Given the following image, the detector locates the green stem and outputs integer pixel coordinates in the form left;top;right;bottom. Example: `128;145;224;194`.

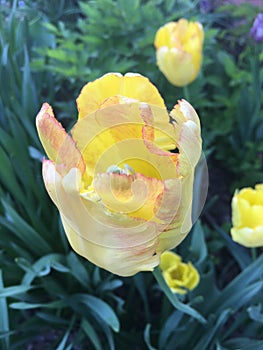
251;247;257;261
183;85;190;101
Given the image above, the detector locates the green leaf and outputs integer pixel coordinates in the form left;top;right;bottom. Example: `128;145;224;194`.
153;268;206;324
81;318;103;350
247;304;263;323
207;254;263;313
193;310;231;350
0;200;52;256
10;300;64;310
0;271;9;350
0;146;25;204
205;214;251;270
144;324;157;350
133;273;150;320
36;312;68;325
21;254;68;285
190;221;207;265
77;294;119;332
66;252;90;287
158;310;183;349
0;285;34;298
224;337;263;350
67;294;120;332
56;315;76;350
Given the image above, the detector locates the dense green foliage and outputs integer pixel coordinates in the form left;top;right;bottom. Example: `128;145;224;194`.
0;0;262;349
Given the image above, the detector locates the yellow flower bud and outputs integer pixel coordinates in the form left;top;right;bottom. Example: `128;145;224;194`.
160;251;200;294
231;184;263;247
154;19;204;87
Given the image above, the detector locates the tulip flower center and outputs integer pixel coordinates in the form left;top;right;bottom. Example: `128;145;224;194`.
169;265;185;281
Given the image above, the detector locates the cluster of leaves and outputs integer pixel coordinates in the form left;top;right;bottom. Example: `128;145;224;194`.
0;0;262;349
200;3;263;188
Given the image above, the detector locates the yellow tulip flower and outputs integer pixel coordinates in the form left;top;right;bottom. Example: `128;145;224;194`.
154;19;204;87
231;184;263;247
36;72;202;276
160;251;200;294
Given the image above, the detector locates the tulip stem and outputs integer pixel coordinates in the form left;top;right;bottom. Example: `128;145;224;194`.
251;247;257;261
183;85;190;101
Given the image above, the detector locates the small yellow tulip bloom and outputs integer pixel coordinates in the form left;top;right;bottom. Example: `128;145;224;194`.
154;19;204;87
160;251;200;294
36;73;202;276
231;184;263;247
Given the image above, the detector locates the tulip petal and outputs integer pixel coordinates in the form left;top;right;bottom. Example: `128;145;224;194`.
160;250;200;294
170;100;202;169
156;47;197;87
76;73;166;119
61;215;159;276
72;103;179;180
231;227;263;248
231;184;263;247
160;251;181;270
156;174;194;252
91;172;164;221
36;103;85;175
42;162;161;276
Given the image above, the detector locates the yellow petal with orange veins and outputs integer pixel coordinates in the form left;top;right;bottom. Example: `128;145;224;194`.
61;215;160;276
43;163;161;276
76;73;165;119
91;172;164;221
72;102;177;179
170;100;201;169
36;103;85;175
157;173;195;252
72;103;143;178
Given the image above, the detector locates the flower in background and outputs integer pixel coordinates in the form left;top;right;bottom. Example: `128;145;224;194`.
36;73;202;276
160;251;199;294
231;184;263;247
200;0;213;14
154;19;204;87
250;13;263;42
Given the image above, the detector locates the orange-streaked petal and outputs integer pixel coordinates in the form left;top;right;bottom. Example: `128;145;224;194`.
42;163;162;276
61;215;160;276
36;103;85;175
72;102;179;180
76;73;166;119
170;100;202;170
156;173;195;252
91;172;164;221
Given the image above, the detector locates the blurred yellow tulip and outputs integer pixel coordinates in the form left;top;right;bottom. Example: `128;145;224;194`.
231;184;263;247
154;19;204;87
36;72;202;276
160;251;200;294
